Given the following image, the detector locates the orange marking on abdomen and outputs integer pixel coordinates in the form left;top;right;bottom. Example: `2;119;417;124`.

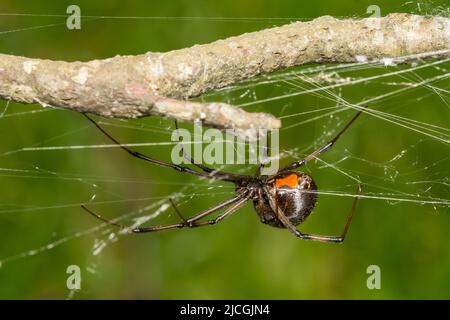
276;174;299;188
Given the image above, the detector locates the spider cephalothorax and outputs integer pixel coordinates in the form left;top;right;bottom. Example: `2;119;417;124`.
82;109;363;243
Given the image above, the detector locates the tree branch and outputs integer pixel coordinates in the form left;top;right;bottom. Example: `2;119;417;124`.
0;13;449;136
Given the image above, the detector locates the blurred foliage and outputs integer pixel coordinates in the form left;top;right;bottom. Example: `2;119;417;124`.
0;0;449;299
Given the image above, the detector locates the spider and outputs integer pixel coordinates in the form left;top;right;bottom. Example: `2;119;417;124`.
81;110;363;243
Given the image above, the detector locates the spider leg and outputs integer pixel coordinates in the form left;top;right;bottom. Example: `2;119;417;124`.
174;121;249;182
81;204;125;229
177;193;246;226
187;196;250;227
280;109;363;172
274;184;362;243
83;113;245;183
174;120;215;174
168;197;188;224
134;194;250;232
81;193;248;233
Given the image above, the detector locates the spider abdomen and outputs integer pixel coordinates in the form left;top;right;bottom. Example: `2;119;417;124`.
253;171;318;228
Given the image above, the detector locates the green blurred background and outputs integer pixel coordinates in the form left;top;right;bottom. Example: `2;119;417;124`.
0;0;449;299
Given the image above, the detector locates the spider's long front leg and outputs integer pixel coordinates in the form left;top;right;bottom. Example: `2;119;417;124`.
280;109;363;172
274;184;362;243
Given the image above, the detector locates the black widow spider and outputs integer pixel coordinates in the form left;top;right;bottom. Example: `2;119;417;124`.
82;110;363;243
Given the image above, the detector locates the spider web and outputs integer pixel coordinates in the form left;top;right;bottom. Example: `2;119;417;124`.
0;2;449;298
